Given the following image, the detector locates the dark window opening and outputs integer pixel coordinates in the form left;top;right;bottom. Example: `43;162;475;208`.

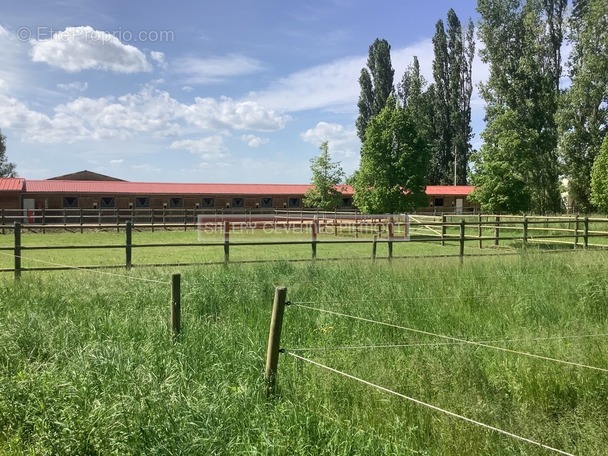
342;198;352;207
288;198;300;208
100;197;115;209
136;197;150;208
63;197;79;208
202;197;215;208
261;197;273;208
434;197;444;207
170;198;183;208
231;197;244;208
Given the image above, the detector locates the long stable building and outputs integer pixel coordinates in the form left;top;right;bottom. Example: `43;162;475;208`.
0;171;477;214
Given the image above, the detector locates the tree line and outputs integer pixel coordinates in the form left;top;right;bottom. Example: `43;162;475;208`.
325;0;607;215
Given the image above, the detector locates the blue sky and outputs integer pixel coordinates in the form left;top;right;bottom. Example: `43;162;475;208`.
0;0;484;183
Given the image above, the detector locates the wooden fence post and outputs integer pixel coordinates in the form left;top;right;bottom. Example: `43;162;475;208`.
523;216;528;249
584;217;589;249
478;213;483;249
14;222;21;280
441;214;447;246
224;221;230;265
42;208;46;234
388;217;394;260
171;273;181;340
1;209;4;235
372;235;377;261
125;221;132;270
459;219;465;265
265;286;287;398
311;218;318;259
494;216;500;247
151;208;155;232
574;214;579;249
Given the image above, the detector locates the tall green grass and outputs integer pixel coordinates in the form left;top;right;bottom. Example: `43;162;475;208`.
1;251;607;454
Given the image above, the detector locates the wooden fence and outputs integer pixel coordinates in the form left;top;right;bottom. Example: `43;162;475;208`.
2;215;608;278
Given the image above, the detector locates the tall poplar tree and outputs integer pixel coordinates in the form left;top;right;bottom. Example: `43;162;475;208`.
429;10;475;185
356;39;395;142
558;0;608;212
473;0;566;214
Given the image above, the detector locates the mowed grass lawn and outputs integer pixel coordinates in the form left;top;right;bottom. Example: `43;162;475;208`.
1;248;608;454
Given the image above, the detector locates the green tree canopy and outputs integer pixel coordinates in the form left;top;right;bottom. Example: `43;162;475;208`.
353;98;428;214
303;141;345;211
591;135;608;213
0;130;17;178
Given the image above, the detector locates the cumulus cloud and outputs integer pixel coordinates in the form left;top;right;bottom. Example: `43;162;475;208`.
150;51;167;69
301;121;359;158
241;134;270;148
173;54;263;84
185;97;290;131
30;26;152;73
170;136;229;160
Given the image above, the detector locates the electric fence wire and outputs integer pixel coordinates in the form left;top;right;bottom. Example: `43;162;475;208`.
291;303;608;373
286;332;608;352
285;351;575;456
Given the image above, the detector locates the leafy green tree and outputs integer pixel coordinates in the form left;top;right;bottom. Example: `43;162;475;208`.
558;0;608;212
0;129;17;178
303;141;345;211
473;0;565;214
591;135;608;213
429;10;475;185
356;38;395;142
353;98;428;213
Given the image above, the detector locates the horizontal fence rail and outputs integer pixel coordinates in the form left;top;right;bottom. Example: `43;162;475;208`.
2;214;608;277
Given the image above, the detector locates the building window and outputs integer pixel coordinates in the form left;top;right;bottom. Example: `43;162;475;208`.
135;197;150;208
100;197;115;209
342;197;352;207
202;197;214;208
63;197;79;208
231;197;244;208
170;198;183;208
288;197;301;208
434;197;444;207
261;197;273;208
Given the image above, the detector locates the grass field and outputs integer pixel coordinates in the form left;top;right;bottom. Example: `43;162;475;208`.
1;242;608;454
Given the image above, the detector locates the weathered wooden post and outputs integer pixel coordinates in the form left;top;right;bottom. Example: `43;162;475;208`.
80;208;84;233
523;216;528;249
1;209;5;235
42;208;46;234
478;213;483;249
265;286;287;398
388;217;394;260
584;217;589;249
494;216;500;247
574;214;579;249
224;221;230;265
441;214;447;246
311;217;318;259
125;221;132;270
151;208;155;232
372;235;377;261
459;219;465;265
171;273;181;340
14;222;21;280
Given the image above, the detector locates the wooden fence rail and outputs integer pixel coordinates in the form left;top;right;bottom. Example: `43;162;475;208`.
2;216;608;277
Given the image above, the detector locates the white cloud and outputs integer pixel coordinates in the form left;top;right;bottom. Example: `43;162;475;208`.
241;134;270;148
30;26;152;73
185;97;290;131
57;81;89;92
173;54;263;84
150;51;167;69
110;159;124;165
131;163;163;173
170;136;229;160
301;121;359;158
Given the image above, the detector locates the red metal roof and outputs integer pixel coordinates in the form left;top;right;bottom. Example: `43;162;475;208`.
0;178;25;191
425;185;475;196
25;180;356;196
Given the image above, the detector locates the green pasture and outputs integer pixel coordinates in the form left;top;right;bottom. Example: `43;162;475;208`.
1;250;608;454
0;218;593;273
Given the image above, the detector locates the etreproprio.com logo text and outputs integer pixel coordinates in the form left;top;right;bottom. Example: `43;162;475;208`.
16;26;175;43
